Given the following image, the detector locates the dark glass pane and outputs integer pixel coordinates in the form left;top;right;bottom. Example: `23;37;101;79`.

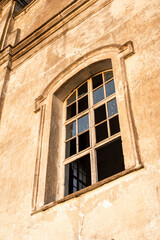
73;164;77;177
92;74;103;89
109;115;120;136
78;95;88;113
67;102;76;120
73;187;77;193
65;154;91;195
97;138;125;181
107;98;118;117
96;122;108;143
105;80;115;97
78;114;89;134
67;92;76;105
78;82;88;98
66;121;76;140
104;71;113;82
94;104;106;124
65;138;76;158
93;86;104;104
79;131;90;151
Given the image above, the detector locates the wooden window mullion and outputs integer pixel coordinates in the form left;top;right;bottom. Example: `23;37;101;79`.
89;77;98;184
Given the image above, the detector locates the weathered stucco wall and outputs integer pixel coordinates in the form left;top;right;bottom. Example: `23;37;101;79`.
0;0;160;239
13;0;75;41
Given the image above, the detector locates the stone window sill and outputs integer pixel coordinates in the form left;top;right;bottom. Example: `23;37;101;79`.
31;164;143;215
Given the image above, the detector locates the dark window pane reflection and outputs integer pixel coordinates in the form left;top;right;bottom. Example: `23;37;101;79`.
109;115;120;136
92;74;103;89
78;95;88;113
94;104;106;124
65;154;91;195
79;131;90;151
97;138;124;181
66;121;76;140
93;86;104;104
65;138;76;158
105;80;115;97
67;103;76;120
78;82;88;98
107;98;118;117
67;92;76;105
96;122;108;143
104;71;113;82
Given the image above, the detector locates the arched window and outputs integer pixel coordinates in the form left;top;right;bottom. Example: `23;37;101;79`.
64;64;124;196
33;46;142;212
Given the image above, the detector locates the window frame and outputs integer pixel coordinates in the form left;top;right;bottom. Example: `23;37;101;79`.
64;68;124;195
32;43;143;214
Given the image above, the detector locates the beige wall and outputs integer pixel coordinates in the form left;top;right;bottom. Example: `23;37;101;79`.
0;0;160;239
13;0;75;41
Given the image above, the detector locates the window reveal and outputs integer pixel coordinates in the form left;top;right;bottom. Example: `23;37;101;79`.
64;69;125;196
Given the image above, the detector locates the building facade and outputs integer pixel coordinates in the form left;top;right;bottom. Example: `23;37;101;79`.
0;0;160;239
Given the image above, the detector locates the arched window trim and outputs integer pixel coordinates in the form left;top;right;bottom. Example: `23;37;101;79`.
32;42;143;214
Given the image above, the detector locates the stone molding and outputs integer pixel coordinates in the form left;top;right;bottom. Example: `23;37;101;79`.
0;45;12;66
12;0;106;58
34;41;134;112
0;0;15;50
0;0;112;65
32;104;46;211
0;0;13;9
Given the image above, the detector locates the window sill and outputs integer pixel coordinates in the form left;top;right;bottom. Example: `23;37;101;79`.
31;164;143;215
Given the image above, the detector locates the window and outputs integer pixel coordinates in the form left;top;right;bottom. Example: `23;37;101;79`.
33;43;141;212
64;68;125;196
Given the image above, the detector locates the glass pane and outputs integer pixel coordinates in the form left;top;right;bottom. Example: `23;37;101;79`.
65;138;76;158
72;161;77;177
105;80;115;97
79;131;90;151
73;167;77;177
66;121;76;140
78;114;89;134
65;154;91;195
104;70;113;82
92;74;103;89
109;115;120;136
97;138;124;181
78;95;88;113
83;174;86;182
79;172;83;181
93;86;104;104
78;82;88;98
107;98;118;117
73;187;77;193
73;178;77;187
94;104;106;124
67;92;76;105
96;122;108;143
67;102;76;120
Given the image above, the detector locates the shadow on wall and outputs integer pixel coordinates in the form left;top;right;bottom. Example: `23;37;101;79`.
0;67;10;127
